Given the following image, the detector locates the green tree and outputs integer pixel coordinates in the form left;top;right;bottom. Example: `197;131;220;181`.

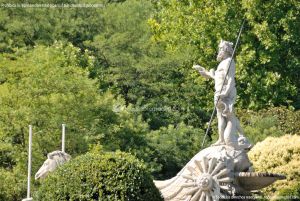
85;0;213;130
237;107;300;144
0;43;148;200
0;0;109;52
0;42;199;200
150;0;299;109
147;123;209;179
0;0;216;132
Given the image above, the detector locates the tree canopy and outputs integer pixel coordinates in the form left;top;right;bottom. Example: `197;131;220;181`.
0;0;299;200
149;0;300;109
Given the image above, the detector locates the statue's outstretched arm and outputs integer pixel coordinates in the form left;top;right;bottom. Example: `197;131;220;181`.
193;65;215;79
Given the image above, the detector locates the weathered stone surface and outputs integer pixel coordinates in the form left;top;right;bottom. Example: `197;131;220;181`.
154;40;285;201
35;150;71;180
154;145;285;201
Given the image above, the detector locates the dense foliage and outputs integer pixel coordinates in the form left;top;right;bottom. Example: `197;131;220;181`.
238;107;300;144
150;0;300;109
34;151;163;201
248;135;300;198
0;0;299;200
147;123;209;179
85;0;212;130
0;0;107;52
0;42;202;200
277;183;300;201
0;43;103;200
0;42;158;200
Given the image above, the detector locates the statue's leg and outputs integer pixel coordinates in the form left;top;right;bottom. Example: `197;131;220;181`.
213;109;226;145
212;95;226;145
224;114;238;147
224;116;233;143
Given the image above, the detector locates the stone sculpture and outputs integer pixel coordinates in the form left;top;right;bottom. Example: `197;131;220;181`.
154;144;285;200
193;40;249;149
35;150;71;180
22;198;33;201
154;40;285;200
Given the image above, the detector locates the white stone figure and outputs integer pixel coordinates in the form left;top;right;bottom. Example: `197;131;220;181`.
193;40;250;149
153;40;285;201
154;145;285;201
35;150;71;180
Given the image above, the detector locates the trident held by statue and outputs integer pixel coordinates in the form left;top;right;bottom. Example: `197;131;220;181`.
198;19;246;149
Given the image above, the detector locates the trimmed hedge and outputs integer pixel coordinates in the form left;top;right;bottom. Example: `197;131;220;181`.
34;151;163;201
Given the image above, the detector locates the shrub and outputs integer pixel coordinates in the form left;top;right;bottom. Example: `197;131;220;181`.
0;168;26;201
256;107;300;135
248;135;300;199
277;183;300;201
34;151;163;201
241;114;280;144
237;107;300;144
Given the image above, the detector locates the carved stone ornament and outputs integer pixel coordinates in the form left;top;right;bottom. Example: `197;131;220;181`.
35;150;71;180
154;40;286;200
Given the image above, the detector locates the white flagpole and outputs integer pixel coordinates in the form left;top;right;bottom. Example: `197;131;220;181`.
22;125;33;201
62;124;65;153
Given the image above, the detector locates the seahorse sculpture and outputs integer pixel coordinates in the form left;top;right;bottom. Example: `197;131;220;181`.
35;150;71;180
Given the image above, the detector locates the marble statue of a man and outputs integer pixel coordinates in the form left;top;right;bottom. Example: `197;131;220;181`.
193;40;250;149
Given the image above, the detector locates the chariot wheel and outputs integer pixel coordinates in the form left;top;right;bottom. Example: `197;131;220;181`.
180;156;233;201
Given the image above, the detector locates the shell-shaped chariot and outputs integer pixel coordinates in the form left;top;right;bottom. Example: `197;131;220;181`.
154;145;285;201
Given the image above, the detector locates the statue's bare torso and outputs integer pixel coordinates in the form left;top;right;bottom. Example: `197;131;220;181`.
215;57;235;94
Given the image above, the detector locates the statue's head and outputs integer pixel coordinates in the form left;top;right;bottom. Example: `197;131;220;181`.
217;40;233;62
35;150;71;180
